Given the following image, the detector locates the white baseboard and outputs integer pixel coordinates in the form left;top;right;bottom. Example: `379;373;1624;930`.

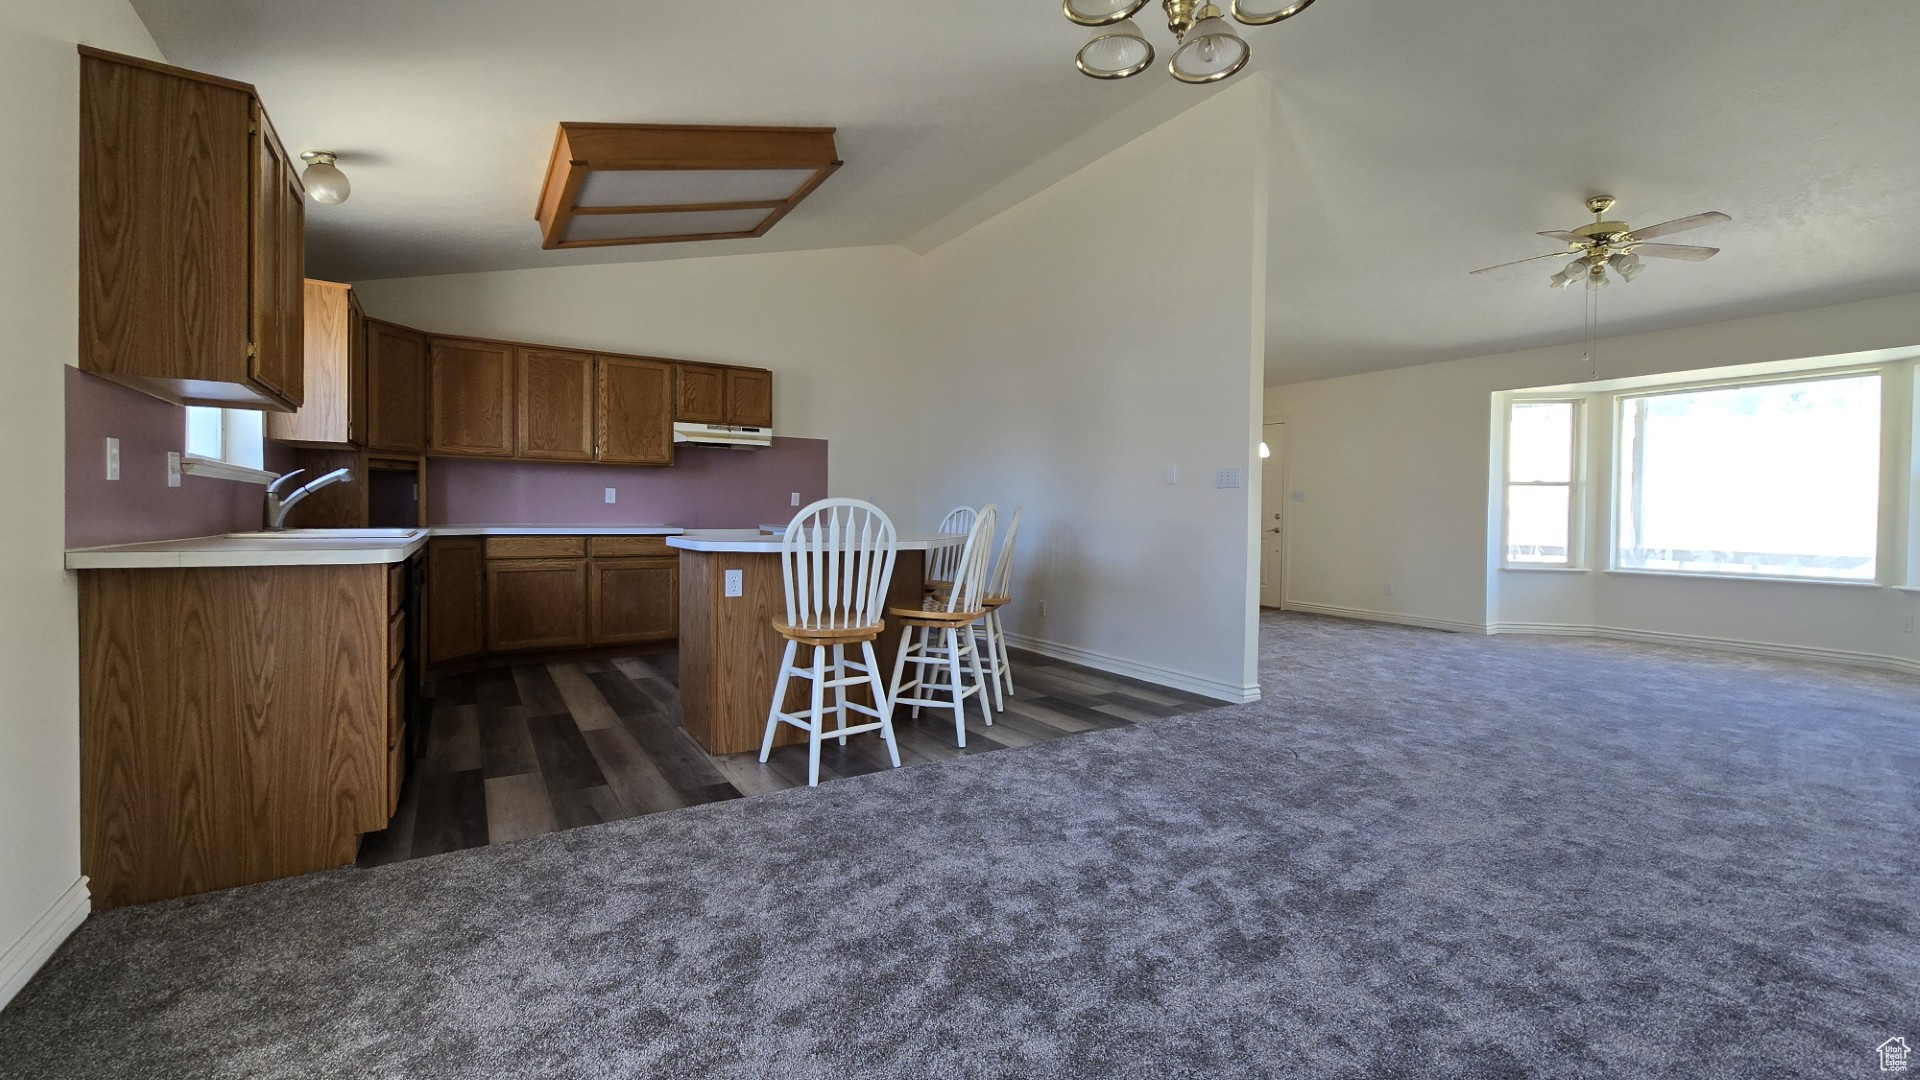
1280;601;1489;636
0;877;89;1012
1002;632;1259;703
1490;621;1920;677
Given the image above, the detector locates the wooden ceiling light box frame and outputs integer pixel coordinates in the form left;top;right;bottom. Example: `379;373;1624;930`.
534;123;842;250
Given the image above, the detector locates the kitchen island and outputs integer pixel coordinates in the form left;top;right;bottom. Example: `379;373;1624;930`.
667;529;966;756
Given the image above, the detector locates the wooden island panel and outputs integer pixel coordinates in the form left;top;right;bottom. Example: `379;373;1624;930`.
677;548;925;756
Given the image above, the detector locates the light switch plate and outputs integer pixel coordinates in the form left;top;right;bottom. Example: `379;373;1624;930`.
1215;467;1243;489
166;451;182;488
604;487;617;504
1164;465;1178;485
104;437;120;480
1291;490;1307;502
724;569;744;598
790;492;801;507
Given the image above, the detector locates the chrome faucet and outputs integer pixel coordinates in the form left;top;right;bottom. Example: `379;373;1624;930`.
264;468;354;530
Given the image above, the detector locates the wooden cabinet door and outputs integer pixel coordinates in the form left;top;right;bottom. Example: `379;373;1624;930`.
248;103;304;407
515;347;595;461
487;558;590;652
365;320;428;453
597;356;673;465
725;368;773;428
268;281;360;445
430;337;516;456
347;290;367;445
590;557;679;645
675;363;726;423
427;539;485;664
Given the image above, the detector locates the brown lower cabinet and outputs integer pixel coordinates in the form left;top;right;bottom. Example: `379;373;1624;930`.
77;561;408;909
425;534;679;665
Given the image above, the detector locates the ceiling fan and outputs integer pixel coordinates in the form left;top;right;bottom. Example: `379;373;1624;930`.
1471;196;1731;290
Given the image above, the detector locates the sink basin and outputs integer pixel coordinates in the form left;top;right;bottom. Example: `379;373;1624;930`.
224;528;423;541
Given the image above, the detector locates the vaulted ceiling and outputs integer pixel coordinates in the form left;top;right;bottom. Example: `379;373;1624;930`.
130;0;1920;384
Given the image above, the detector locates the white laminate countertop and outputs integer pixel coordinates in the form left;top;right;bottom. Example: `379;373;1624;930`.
65;524;684;570
668;529;966;554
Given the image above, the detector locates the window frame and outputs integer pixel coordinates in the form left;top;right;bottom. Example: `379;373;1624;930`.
1606;367;1885;584
1501;396;1585;570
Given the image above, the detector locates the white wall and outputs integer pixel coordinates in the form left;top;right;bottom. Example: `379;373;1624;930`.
915;81;1271;701
354;245;926;523
1265;290;1920;672
0;0;162;1008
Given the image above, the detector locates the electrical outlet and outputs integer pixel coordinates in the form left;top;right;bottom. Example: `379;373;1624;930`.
1291;490;1307;502
790;492;801;506
1215;467;1243;489
104;437;120;480
1164;465;1178;485
166;451;182;488
1384;581;1394;596
1038;600;1048;618
1903;615;1916;635
724;569;744;598
604;487;617;504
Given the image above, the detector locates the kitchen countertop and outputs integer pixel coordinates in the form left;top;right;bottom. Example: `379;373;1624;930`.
668;529;965;554
65;524;683;570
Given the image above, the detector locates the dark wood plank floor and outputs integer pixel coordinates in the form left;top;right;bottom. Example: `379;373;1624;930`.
358;648;1220;866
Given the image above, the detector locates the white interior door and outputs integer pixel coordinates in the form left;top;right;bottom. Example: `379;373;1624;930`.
1259;422;1286;608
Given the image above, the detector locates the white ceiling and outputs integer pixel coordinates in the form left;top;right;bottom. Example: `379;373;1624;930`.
129;0;1920;385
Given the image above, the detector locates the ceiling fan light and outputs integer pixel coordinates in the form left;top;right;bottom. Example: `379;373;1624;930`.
1230;0;1315;25
1076;19;1154;78
1064;0;1150;26
1169;14;1250;83
1586;268;1609;290
1549;270;1573;290
299;151;349;206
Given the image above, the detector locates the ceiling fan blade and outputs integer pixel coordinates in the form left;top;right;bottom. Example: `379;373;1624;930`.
1627;211;1731;242
1635;242;1720;261
1536;230;1587;244
1469;250;1580;275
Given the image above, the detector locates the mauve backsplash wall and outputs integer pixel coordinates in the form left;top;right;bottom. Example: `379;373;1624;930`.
65;367;293;548
428;438;828;528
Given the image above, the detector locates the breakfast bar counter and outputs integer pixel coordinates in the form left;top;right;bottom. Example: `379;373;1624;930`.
667;530;964;755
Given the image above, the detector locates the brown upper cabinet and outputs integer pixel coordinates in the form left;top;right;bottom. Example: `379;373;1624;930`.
676;362;772;427
726;368;774;428
429;337;516;457
78;47;304;412
515;348;595;461
365;321;429;453
268;281;364;447
597;357;674;466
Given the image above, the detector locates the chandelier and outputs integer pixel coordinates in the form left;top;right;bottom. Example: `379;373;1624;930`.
1066;0;1315;84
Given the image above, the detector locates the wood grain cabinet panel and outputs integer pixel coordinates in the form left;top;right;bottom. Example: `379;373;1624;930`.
427;539;486;664
516;348;595;461
269;281;364;446
78;565;389;910
486;558;590;652
725;368;773;428
366;320;429;453
597;356;674;465
675;363;726;423
78;48;301;411
590;557;679;645
429;337;516;456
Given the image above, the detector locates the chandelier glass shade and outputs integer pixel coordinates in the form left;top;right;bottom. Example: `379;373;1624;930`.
1067;0;1313;83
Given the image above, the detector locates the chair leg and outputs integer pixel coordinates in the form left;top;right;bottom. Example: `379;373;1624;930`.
807;645;827;787
945;627;968;748
865;640;900;768
980;620;1004;713
910;627;927;719
965;626;993;729
995;610;1014;696
833;642;849;746
888;625;914;725
760;639;797;763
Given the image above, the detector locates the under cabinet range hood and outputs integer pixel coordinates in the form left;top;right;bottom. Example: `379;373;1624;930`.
673;422;773;450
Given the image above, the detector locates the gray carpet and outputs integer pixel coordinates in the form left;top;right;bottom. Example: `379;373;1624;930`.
4;614;1917;1079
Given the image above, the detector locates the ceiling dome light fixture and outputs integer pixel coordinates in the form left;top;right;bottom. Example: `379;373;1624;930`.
299;151;350;206
1068;0;1314;84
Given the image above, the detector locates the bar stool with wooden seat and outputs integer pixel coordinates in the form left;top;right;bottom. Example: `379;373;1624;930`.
888;504;997;748
923;505;975;596
973;506;1022;711
759;499;901;788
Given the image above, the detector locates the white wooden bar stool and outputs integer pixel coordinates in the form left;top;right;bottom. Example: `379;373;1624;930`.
759;499;901;788
973;506;1022;710
888;505;997;748
924;505;975;596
